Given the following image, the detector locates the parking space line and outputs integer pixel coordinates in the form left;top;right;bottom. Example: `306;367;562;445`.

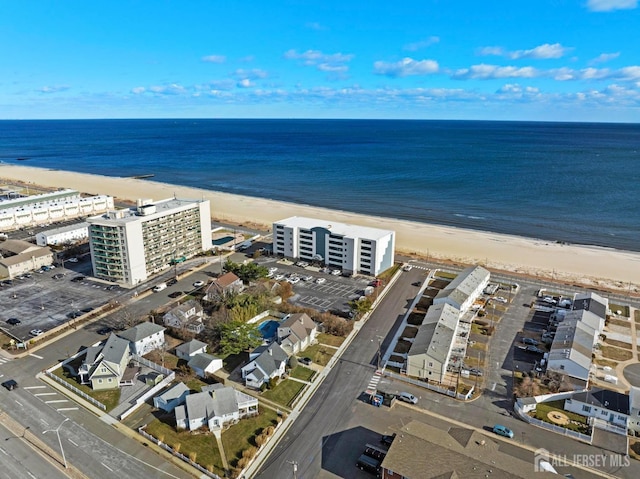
34;392;57;396
45;400;68;404
23;385;46;389
29;353;43;359
57;407;78;411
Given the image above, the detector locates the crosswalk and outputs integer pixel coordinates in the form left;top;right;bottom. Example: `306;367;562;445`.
365;370;383;396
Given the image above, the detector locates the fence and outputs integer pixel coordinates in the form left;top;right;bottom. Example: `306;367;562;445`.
514;400;592;443
44;370;107;411
138;426;221;479
384;370;473;400
133;354;173;376
119;371;175;420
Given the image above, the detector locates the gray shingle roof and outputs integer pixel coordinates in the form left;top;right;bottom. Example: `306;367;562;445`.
175;339;208;356
118;322;165;343
158;382;190;402
254;342;288;376
188;353;221;371
101;333;130;364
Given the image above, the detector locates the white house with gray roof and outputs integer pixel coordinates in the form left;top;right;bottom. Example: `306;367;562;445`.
277;313;318;355
187;353;223;378
163;299;204;334
406;303;461;383
175;339;208;360
175;384;258;432
117;322;166;356
272;216;395;276
154;382;190;413
433;265;490;313
564;387;630;431
629;387;640;434
241;342;289;389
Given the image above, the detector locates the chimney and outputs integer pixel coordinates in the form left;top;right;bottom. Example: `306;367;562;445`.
268;347;273;356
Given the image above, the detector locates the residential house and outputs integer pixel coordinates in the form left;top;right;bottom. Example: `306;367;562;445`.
564;387;630;431
277;313;318;355
379;420;557;479
187;353;223;378
163;300;205;334
117;322;166;356
433;265;490;313
175;339;208;361
78;334;133;391
175;384;258;431
154;382;190;413
406;303;461;383
241;342;289;389
205;272;243;301
547;315;599;385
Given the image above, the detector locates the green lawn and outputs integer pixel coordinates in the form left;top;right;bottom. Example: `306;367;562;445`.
316;333;345;347
534;400;589;433
609;303;630;318
144;419;225;476
222;407;278;468
261;379;306;407
302;344;335;366
434;271;457;280
289;365;315;381
51;361;121;411
185;377;211;392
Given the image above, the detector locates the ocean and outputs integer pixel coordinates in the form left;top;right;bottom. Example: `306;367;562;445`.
1;119;639;252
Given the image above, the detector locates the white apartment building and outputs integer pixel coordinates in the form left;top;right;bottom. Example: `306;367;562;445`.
35;222;89;246
0;189;113;231
272;216;395;276
87;198;212;286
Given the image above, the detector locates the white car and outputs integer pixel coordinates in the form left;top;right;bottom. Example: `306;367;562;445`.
397;392;418;404
303;275;314;282
275;274;286;281
29;329;44;337
287;277;300;284
331;269;341;276
315;277;326;284
193;280;205;288
67;257;79;263
402;264;413;271
268;267;278;273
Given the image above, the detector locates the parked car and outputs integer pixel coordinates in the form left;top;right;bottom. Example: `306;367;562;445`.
167;278;178;286
381;433;396;446
97;327;113;335
542;296;557;304
67;257;78;263
53;273;65;280
397;392;418;404
492;424;514;439
526;345;545;354
81;307;94;313
71;275;86;282
468;368;484;376
402;264;413;271
521;337;539;346
315;277;326;284
298;357;312;366
1;379;18;391
6;318;21;325
356;454;381;475
192;280;205;288
29;329;44;337
168;291;183;298
331;269;342;276
153;283;167;292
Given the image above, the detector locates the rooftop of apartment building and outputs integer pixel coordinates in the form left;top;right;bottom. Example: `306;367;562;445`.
274;216;394;240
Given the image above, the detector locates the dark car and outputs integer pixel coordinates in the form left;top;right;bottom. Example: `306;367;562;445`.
168;291;183;298
67;311;82;319
71;275;86;282
52;273;65;280
6;318;21;325
81;307;94;313
2;379;18;391
167;278;178;286
97;327;113;335
521;337;539;346
381;433;396;446
298;357;312;366
526;345;545;354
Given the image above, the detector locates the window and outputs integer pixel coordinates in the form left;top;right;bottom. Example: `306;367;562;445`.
98;379;103;384
582;405;591;413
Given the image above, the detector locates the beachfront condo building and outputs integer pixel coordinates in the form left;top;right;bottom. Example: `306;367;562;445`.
87;198;212;286
0;188;114;231
272;216;395;276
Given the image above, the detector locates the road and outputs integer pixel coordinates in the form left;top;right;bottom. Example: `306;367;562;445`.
255;266;640;479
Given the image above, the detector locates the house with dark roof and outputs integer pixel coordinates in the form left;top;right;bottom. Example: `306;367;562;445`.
629;387;640;435
564;387;630;430
380;420;557;478
117;322;166;356
175;339;208;361
163;299;205;334
174;384;258;431
204;272;244;301
276;313;318;355
241;342;289;389
78;333;134;390
187;353;223;378
153;382;190;412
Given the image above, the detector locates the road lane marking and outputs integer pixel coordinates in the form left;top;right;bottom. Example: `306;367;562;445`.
56;407;78;411
29;354;43;359
102;463;113;472
23;386;46;389
14;400;22;407
40;418;49;426
68;438;79;447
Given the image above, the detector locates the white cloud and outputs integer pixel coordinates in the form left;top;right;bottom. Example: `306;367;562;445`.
237;79;253;88
131;87;146;94
451;64;538;80
232;68;268;80
589;52;620;65
284;49;354;72
305;22;327;31
617;66;640;81
477;43;569;59
373;58;439;77
148;84;186;95
202;55;226;63
38;85;70;93
404;36;440;51
586;0;637;11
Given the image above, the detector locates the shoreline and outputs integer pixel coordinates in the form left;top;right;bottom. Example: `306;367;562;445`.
2;164;639;295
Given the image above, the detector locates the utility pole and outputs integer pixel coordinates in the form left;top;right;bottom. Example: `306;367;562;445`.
43;418;69;468
287;460;298;479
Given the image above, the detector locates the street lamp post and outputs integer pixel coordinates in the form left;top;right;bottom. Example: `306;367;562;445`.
43;418;69;468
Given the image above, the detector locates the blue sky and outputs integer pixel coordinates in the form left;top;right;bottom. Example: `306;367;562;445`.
1;0;639;121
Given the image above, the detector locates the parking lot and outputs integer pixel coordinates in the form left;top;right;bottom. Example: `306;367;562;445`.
255;257;374;315
0;256;124;340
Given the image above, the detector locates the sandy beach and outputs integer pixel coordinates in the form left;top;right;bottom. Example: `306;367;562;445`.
2;164;639;295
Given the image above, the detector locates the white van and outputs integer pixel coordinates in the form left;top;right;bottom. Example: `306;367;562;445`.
153;283;167;292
